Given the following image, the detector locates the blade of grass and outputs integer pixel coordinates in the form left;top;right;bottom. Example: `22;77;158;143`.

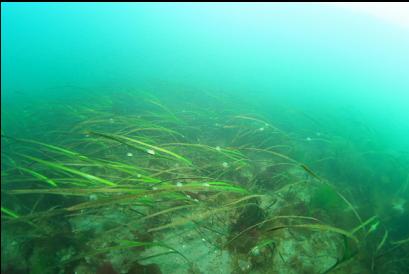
2;135;88;160
267;223;359;244
1;206;19;218
16;167;57;187
88;131;192;165
16;153;117;186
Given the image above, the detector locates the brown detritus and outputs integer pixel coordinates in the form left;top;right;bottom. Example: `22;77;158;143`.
227;199;265;253
96;262;119;274
127;262;162;274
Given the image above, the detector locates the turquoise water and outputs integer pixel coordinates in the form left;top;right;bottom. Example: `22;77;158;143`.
1;3;408;274
3;3;409;148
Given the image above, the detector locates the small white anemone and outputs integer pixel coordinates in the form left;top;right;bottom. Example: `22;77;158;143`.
126;152;133;157
392;198;406;214
250;247;260;256
306;137;312;142
152;186;158;190
259;127;265;131
222;162;229;168
202;183;210;187
176;182;183;187
215;146;221;151
146;149;156;155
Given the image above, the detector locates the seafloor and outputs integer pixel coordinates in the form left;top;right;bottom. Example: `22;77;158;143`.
1;87;408;273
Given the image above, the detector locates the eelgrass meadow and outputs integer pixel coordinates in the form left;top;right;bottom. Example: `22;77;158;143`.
1;3;409;274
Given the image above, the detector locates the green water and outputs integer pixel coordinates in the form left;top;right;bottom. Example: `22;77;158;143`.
1;3;408;274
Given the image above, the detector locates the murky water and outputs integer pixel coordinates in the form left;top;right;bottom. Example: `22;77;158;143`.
2;3;408;274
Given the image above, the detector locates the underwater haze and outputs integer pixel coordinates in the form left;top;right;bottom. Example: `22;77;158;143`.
2;3;409;147
1;3;409;274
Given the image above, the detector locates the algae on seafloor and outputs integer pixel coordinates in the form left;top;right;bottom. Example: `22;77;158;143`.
1;89;408;274
309;184;347;213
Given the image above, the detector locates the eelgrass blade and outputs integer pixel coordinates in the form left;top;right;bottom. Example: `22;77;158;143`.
141;204;196;221
391;237;409;245
351;215;377;234
65;182;247;211
267;223;359;244
225;215;322;247
1;206;19;218
16;153;117;186
7;187;142;196
2;135;87;160
118;240;191;264
16;167;57;187
88;131;192;165
376;230;389;254
62;240;189;265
